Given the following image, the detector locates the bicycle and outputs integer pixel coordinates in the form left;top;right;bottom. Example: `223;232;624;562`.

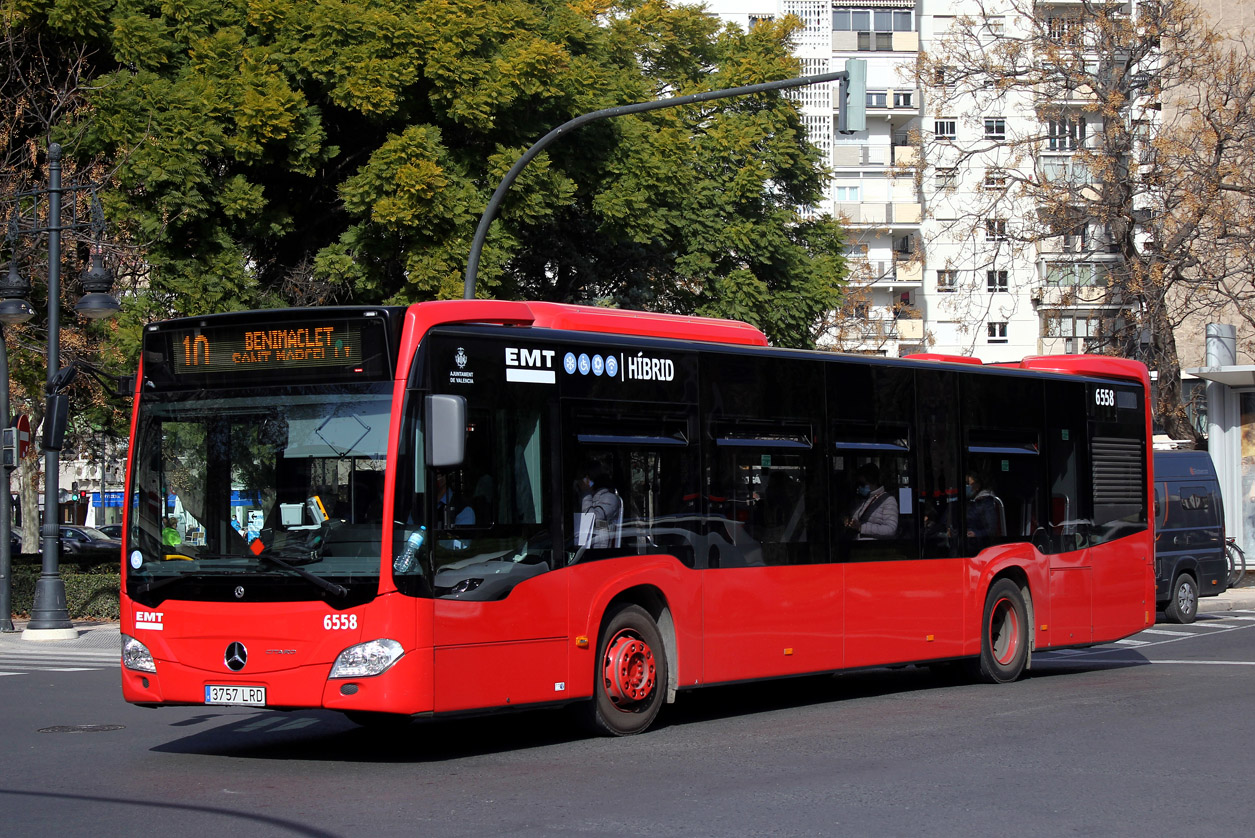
1227;537;1246;588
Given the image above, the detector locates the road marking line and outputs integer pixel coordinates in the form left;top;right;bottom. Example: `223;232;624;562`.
40;667;98;672
1140;629;1196;636
1147;660;1255;666
1116;638;1150;646
0;671;21;677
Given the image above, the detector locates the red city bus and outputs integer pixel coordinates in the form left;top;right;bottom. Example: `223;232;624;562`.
120;301;1154;734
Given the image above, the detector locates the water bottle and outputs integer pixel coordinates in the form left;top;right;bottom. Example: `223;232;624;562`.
393;526;426;573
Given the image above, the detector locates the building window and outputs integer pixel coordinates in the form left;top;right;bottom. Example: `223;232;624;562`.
1047;15;1083;44
748;14;774;29
986;219;1008;241
984;118;1006;140
1047;118;1086;151
1040;156;1092;184
833;8;913;51
833;9;913;32
936;167;958;188
1045;263;1107;286
937;270;958;293
986;16;1005;36
935;119;957;140
934;67;956;89
1041;310;1122;353
986;270;1009;292
983;169;1007;190
987;322;1009;343
893;91;913;108
866;91;887;108
835;185;861;202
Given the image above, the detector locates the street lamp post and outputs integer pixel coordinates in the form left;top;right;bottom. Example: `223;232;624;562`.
1;142;119;639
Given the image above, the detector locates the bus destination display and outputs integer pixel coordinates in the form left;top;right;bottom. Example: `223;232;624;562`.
172;322;363;375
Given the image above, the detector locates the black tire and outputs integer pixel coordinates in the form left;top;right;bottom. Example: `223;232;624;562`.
973;578;1030;684
586;604;667;736
1165;573;1198;624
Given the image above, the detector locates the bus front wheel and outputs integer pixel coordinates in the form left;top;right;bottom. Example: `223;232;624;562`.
973;578;1029;684
587;604;667;736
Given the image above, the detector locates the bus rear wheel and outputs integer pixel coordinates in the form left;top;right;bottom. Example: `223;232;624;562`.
587;604;667;736
973;578;1029;684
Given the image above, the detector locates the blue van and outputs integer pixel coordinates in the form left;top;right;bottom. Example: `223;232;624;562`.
1153;450;1227;623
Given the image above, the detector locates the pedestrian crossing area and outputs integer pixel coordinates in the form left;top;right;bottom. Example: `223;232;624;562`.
1108;611;1255;648
1036;610;1255;664
0;640;119;678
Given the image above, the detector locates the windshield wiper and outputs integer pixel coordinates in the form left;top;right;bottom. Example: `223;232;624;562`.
255;551;349;598
133;575;186;597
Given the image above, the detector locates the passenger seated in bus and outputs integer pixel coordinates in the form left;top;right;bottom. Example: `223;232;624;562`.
965;471;1004;549
843;464;899;540
574;461;622;549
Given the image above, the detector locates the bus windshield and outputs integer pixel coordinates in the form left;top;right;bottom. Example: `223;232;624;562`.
127;383;391;603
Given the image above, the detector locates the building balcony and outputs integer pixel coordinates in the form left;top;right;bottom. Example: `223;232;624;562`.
846;260;924;287
831;31;919;53
835;87;920;120
841;315;924;345
835;202;922;225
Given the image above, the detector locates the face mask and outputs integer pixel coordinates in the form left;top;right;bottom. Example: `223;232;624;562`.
856;484;871;498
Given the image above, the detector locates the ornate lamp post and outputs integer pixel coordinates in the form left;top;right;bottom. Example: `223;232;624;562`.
2;143;119;639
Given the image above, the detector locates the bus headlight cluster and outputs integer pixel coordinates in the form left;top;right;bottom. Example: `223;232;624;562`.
329;639;404;679
121;634;157;673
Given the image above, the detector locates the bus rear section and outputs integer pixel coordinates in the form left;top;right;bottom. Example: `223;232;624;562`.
121;301;1154;735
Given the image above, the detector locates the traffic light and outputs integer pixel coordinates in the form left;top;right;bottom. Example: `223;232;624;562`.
838;58;867;135
78;490;89;503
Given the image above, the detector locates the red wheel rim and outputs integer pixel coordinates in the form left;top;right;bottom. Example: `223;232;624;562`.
990;596;1020;666
602;629;657;710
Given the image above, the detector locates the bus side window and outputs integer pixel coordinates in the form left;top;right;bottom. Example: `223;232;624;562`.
564;409;699;567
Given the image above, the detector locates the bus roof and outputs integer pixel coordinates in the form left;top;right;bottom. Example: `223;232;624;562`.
407;300;769;347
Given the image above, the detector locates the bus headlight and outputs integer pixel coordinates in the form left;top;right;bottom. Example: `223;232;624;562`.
121;634;157;673
329;639;404;679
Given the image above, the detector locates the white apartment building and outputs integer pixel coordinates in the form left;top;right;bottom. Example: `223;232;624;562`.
701;0;1134;362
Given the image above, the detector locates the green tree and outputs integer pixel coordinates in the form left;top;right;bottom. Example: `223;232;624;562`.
9;0;847;348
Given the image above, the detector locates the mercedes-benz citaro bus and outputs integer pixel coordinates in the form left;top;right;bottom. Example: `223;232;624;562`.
120;301;1154;735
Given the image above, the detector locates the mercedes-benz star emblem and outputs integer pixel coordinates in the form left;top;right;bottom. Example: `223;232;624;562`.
224;642;248;672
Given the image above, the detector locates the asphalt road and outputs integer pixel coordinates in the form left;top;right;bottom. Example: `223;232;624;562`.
3;613;1255;837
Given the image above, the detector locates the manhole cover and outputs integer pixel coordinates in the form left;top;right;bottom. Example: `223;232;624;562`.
38;724;126;733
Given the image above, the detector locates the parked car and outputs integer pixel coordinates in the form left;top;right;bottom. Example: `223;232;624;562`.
97;524;123;540
1154;450;1227;623
56;524;122;562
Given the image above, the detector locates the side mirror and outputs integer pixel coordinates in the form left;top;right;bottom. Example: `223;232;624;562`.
425;394;466;468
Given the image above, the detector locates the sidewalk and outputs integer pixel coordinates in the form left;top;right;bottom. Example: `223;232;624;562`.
1200;583;1255;613
0;619;121;651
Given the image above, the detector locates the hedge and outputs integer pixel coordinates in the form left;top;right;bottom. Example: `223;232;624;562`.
7;565;121;621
